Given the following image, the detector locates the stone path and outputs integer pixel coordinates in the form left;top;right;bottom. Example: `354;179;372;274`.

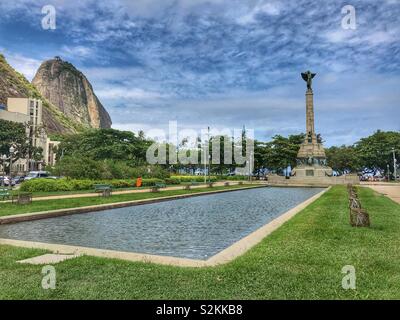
17;253;80;265
367;185;400;204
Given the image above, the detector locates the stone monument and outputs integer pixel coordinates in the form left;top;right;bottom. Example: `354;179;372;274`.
267;71;359;186
292;71;333;178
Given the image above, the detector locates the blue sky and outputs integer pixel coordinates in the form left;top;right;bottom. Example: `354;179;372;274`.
0;0;399;146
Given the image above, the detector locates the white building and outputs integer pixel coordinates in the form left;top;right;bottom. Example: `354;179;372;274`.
0;98;60;175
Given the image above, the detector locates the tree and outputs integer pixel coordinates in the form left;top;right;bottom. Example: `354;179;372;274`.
56;128;153;166
355;130;400;174
326;145;359;174
0;119;27;158
253;140;269;177
265;134;305;173
0;119;44;169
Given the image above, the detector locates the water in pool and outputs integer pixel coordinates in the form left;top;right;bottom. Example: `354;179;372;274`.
0;187;324;260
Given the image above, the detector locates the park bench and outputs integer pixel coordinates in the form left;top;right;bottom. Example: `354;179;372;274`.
151;183;166;193
0;188;10;200
93;184;112;197
155;183;166;188
183;181;202;190
11;192;32;205
190;181;202;187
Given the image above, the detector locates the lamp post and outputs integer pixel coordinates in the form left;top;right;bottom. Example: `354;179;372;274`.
1;155;7;187
392;148;397;182
248;151;253;183
204;140;207;184
208;127;211;183
387;164;390;182
9;146;15;190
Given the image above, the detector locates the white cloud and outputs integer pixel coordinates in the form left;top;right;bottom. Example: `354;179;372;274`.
363;31;395;45
236;1;281;25
96;87;166;101
61;45;93;59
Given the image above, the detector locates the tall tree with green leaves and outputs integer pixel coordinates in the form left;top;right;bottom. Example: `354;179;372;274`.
0;119;43;169
265;134;305;173
56;128;153;166
355;130;400;174
325;145;360;174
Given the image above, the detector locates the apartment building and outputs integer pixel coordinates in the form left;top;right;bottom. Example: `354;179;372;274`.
0;98;59;175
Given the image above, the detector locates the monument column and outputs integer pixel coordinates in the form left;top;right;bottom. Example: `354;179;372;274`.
306;89;315;140
293;70;332;178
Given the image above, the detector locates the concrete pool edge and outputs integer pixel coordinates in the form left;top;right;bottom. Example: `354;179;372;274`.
0;185;264;225
0;187;330;268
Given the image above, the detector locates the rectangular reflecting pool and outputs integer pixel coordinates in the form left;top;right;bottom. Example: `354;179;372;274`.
0;187;324;260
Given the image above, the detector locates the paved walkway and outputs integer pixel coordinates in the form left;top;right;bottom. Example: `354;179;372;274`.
367;185;400;204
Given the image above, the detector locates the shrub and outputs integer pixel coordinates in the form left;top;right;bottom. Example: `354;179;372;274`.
47;156;171;180
223;175;248;181
165;177;181;185
21;179;69;192
172;175;217;183
20;178;137;192
107;179;135;188
140;178;165;186
68;179;94;190
48;156;104;180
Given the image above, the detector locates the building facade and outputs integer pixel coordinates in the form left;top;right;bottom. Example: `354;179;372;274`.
0;98;59;175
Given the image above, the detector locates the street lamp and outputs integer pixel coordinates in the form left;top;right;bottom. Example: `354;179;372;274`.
392;148;397;182
1;155;7;187
9;146;15;190
387;164;390;182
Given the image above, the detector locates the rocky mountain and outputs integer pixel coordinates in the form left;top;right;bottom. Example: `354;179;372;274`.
32;57;112;129
0;54;82;134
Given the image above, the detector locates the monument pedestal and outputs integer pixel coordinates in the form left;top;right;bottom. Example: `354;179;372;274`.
292;165;333;178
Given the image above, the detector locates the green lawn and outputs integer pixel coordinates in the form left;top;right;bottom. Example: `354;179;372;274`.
0;184;256;217
0;186;399;299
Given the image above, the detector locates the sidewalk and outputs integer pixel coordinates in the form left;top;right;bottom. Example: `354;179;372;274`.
361;181;400;186
367;185;400;204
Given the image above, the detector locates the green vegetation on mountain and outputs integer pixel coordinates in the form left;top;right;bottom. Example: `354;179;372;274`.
0;54;88;134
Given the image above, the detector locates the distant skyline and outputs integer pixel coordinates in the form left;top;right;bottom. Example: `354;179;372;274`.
0;0;399;146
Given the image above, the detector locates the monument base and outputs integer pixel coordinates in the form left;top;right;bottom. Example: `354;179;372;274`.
268;173;359;186
292;165;333;178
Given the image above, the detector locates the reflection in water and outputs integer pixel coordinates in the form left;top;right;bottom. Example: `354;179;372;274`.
0;187;323;260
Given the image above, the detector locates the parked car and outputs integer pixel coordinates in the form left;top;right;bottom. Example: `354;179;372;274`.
12;176;25;184
0;176;16;187
24;171;53;181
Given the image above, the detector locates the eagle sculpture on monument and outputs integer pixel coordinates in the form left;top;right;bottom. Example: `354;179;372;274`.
301;70;316;91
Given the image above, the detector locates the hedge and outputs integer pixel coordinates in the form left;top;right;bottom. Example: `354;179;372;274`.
172;175;217;183
19;175;242;193
20;178;166;192
223;175;248;181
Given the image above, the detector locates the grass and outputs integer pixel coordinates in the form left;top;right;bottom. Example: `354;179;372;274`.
0;184;256;217
8;182;233;198
10;186;156;198
0;185;399;299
